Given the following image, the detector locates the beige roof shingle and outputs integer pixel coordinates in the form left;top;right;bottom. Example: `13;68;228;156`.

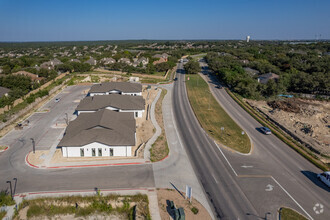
89;82;142;94
58;109;135;147
76;94;145;112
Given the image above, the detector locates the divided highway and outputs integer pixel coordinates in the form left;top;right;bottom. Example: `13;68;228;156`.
173;63;258;219
173;61;329;219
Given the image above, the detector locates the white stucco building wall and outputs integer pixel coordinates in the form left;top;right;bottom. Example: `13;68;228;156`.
61;142;132;157
77;108;144;118
89;91;142;96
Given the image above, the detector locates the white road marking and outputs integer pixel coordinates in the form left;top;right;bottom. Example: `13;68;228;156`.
265;184;274;191
214;141;238;176
212;174;219;184
241;165;253;168
271;176;313;220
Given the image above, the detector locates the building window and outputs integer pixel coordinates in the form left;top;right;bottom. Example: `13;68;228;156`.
98;148;102;157
80;149;84;157
110;148;113;156
135;112;138;118
92;148;96;157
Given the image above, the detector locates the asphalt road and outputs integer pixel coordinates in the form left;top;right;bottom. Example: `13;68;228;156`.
173;62;258;219
173;61;329;219
0;85;155;194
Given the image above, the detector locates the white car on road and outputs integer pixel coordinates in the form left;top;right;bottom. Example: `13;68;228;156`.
317;171;330;187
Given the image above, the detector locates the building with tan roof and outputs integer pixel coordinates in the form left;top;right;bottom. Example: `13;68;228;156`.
58;109;135;157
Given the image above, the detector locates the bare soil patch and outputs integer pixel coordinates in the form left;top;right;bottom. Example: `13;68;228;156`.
157;188;212;220
135;86;157;157
248;98;330;161
27;150;49;165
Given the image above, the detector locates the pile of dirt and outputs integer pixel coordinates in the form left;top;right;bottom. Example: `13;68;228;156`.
267;99;301;113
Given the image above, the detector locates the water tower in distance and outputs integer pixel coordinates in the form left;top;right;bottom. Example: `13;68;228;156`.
246;35;250;42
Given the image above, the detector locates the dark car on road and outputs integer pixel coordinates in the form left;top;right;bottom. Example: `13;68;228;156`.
260;127;271;135
215;85;222;89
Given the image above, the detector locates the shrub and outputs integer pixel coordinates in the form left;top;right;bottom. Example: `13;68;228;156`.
191;207;199;214
0;190;15;206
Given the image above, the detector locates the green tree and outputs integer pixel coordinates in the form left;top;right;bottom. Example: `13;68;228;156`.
184;60;200;74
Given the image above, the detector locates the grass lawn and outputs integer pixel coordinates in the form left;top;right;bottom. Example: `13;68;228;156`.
186;74;251;153
190;53;207;61
0;210;6;219
152;71;166;77
150;89;169;162
280;207;307;220
140;78;167;84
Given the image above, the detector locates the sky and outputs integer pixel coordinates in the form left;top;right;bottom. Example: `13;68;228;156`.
0;0;329;41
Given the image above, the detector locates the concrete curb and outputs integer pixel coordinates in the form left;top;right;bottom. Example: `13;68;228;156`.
144;89;162;160
0;146;9;153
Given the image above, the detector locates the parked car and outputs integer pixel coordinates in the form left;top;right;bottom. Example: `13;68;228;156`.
215;85;222;89
317;171;330;187
260;127;271;135
55;98;61;103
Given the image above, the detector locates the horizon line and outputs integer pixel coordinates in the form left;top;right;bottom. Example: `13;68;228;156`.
0;39;329;43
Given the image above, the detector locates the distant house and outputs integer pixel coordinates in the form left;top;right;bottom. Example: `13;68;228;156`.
101;58;116;65
244;67;259;76
12;71;45;83
70;59;81;63
153;57;167;65
132;57;149;67
85;57;97;66
257;73;279;84
88;82;142;96
58;109;136;158
153;53;169;60
0;86;11;98
76;94;145;118
118;58;131;65
40;58;63;70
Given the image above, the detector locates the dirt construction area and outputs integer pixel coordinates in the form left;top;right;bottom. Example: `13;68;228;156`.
157;188;212;220
247;98;330;162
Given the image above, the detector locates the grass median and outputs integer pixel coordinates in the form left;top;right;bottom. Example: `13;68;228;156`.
279;207;307;220
186;74;251;153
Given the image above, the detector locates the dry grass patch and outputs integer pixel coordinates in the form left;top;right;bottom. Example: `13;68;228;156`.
186;74;251;153
14;194;150;220
0;145;8;151
150;89;169;162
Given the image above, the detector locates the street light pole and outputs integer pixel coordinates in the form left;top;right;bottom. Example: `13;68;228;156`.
6;181;12;199
30;138;35;154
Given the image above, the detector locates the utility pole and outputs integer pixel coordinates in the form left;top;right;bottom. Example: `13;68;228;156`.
6;181;12;199
30;138;35;154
